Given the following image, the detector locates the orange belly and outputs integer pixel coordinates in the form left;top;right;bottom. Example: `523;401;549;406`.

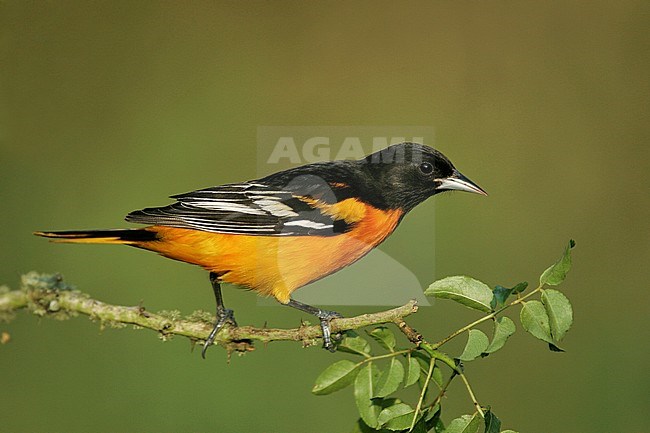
139;207;403;303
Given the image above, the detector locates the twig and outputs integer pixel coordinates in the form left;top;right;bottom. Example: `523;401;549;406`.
0;272;418;352
429;369;457;410
431;284;543;349
393;317;423;345
459;372;485;417
410;356;436;431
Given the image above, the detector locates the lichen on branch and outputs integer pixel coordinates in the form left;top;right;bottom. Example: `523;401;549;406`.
0;272;419;353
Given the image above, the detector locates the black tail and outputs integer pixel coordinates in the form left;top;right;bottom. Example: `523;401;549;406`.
34;229;158;244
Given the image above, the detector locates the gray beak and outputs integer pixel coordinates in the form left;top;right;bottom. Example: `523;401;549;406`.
436;170;488;196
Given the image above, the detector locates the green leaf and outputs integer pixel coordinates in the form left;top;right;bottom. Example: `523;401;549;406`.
520;300;553;343
512;281;529;294
459;329;490;361
339;331;372;356
415;361;440;391
410;420;429;433
541;289;573;341
374;357;404;397
312;359;360;395
350;418;389;433
421;404;443;433
424;403;441;422
484;410;502;433
412;350;431;372
425;276;494;313
540;240;576;286
491;282;528;308
485;316;516;354
428;417;445;433
354;363;382;428
500;430;520;433
431;364;444;388
445;413;481;433
368;326;396;352
377;402;415;430
491;286;511;308
405;355;421;387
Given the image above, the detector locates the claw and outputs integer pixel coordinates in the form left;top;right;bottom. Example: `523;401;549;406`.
316;309;343;352
285;299;343;352
201;308;237;359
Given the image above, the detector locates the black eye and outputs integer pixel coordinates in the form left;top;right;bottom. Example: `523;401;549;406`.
419;162;434;175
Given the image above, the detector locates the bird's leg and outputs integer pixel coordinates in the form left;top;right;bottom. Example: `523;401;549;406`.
202;272;237;358
286;298;343;352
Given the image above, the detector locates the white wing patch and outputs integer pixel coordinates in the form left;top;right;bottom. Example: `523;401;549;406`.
284;220;333;230
181;200;268;215
253;199;299;218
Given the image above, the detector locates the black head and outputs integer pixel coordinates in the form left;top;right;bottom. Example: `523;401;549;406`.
361;142;487;211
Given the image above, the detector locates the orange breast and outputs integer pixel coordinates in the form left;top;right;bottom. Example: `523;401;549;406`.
140;205;403;303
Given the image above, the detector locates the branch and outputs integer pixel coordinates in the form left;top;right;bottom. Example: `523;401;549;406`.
0;272;418;353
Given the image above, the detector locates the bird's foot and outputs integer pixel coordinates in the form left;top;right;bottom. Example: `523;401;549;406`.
316;309;343;352
201;308;238;358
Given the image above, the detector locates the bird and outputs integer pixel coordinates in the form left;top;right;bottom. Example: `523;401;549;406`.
35;142;487;356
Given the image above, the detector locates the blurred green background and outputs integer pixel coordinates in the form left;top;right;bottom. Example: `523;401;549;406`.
1;1;648;432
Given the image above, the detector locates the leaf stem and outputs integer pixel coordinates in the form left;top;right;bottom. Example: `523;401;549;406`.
431;285;543;349
361;349;412;364
409;357;436;432
459;372;484;417
429;369;457;410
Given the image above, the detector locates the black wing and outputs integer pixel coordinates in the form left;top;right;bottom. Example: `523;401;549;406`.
125;176;354;236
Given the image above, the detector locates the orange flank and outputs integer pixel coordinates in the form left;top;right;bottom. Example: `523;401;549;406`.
140;204;403;303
